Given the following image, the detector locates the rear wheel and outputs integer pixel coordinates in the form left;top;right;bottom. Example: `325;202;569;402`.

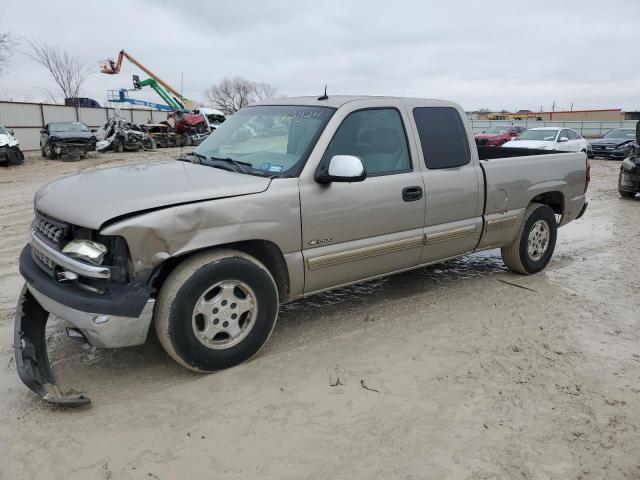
155;249;279;372
501;203;557;275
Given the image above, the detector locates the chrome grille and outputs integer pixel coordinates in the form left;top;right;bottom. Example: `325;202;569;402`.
32;246;55;273
34;213;69;248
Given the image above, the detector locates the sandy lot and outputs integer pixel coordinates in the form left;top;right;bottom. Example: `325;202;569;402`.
0;150;639;479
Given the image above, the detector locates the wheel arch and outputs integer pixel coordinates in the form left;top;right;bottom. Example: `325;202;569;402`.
529;190;565;218
148;239;290;302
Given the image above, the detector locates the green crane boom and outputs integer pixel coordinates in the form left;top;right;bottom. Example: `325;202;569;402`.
132;75;188;113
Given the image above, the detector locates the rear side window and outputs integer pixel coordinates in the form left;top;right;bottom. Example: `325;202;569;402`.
413;107;471;169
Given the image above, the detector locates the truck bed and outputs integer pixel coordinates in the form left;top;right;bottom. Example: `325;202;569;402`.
477;145;563;160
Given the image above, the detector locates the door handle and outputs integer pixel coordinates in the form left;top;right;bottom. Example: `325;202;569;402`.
402;186;423;202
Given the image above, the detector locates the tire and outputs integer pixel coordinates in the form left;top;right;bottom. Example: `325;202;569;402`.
180;133;190;147
619;190;635;198
154;249;279;372
143;137;156;150
501;203;558;275
112;139;124;153
44;142;57;159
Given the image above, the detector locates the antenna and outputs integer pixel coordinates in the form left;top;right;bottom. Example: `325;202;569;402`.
318;85;328;101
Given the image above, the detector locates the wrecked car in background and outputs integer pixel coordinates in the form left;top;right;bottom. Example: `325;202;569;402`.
140;122;188;148
0;125;24;166
14;96;589;407
171;112;210;146
195;107;226;131
96;117;156;153
40;122;97;160
588;128;637;160
618;123;640;198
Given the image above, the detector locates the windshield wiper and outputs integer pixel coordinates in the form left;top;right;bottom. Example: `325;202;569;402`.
178;152;207;163
202;156;253;174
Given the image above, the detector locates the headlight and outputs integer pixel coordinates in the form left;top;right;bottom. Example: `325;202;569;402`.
63;240;108;264
615;143;631;151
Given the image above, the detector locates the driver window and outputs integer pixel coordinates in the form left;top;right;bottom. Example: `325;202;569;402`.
323;108;411;176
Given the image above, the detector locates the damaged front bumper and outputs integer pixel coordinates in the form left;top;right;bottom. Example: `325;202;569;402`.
51;140;96;157
15;246;154;407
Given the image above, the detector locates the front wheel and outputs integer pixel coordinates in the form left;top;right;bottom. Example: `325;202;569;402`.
44;142;58;159
154;249;279;372
501;203;558;275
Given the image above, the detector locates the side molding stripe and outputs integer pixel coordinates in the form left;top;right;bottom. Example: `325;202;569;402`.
486;215;518;231
307;236;424;271
425;225;477;245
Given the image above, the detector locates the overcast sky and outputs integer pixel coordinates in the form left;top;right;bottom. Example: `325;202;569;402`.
1;0;638;112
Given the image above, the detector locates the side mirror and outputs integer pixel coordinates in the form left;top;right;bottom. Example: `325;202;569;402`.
90;128;97;133
315;155;367;184
40;129;46;134
558;137;569;142
8;129;14;136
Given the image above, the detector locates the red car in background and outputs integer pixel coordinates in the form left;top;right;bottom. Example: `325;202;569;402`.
475;125;525;146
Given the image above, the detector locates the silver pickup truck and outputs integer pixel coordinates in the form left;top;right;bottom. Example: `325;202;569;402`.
15;96;589;406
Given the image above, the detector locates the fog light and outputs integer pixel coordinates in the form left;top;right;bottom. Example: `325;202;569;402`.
63;240;107;264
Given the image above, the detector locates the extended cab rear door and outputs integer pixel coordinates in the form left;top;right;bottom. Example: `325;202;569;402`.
405;101;484;264
299;99;426;294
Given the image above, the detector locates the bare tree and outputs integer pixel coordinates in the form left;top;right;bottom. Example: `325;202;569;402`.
0;31;17;75
252;81;277;102
204;77;279;114
26;39;93;100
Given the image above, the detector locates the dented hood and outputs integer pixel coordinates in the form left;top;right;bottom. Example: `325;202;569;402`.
35;160;271;229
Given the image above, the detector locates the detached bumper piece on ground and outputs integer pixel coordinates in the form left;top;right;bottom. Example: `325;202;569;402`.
15;237;155;407
14;286;91;407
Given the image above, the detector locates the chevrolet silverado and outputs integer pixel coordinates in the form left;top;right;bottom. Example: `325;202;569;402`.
15;96;590;406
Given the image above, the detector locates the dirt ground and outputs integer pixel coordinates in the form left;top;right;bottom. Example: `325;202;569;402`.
0;149;639;480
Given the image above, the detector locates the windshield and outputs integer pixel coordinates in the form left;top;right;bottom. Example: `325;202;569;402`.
50;122;89;133
194;105;334;176
514;129;558;141
603;129;635;140
482;126;510;134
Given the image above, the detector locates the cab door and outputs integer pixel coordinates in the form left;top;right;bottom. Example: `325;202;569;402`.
299;102;426;294
406;103;484;264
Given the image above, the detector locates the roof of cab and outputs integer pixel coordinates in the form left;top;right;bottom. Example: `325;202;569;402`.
252;95;452;109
